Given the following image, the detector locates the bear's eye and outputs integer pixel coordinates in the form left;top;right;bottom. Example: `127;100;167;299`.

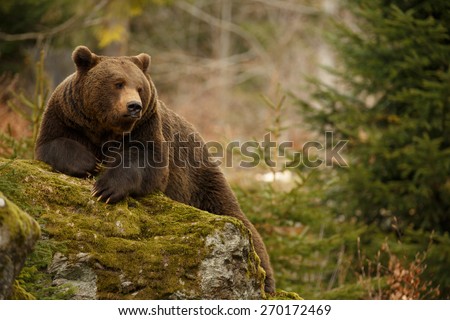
115;82;125;89
137;87;143;94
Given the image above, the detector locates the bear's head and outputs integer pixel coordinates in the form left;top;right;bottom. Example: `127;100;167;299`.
71;46;153;135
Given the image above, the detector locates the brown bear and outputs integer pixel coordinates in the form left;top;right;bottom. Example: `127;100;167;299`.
35;46;275;293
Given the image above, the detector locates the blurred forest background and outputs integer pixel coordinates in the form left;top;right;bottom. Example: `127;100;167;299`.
0;0;449;299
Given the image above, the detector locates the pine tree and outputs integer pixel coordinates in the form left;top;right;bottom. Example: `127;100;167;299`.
301;0;450;233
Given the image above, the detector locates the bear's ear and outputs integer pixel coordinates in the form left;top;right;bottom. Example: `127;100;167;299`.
134;53;151;73
72;46;98;71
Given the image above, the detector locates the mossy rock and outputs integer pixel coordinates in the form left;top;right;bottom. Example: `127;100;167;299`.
0;190;41;299
0;158;270;299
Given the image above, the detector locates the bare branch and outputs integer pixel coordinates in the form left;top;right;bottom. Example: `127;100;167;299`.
174;1;275;74
252;0;319;15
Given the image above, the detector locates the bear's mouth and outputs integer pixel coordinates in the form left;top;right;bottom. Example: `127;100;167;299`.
111;120;137;134
123;112;142;120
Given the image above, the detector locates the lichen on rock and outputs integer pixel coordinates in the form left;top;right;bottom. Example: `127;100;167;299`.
0;158;270;299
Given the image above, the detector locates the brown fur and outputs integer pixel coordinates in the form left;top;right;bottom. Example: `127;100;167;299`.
35;46;275;292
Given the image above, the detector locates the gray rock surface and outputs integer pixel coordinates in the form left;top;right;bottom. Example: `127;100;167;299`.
199;222;262;299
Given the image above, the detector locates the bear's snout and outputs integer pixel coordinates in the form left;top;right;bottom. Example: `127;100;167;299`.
126;101;143;118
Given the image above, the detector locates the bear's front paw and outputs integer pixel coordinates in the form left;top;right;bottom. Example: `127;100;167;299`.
37;138;99;178
92;169;139;204
70;151;100;177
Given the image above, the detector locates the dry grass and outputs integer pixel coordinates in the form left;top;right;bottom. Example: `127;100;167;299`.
357;236;440;300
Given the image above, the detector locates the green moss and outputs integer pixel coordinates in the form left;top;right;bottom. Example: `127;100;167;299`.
15;240;73;299
0;191;41;299
0;158;272;299
0;191;41;243
268;290;304;300
9;281;36;300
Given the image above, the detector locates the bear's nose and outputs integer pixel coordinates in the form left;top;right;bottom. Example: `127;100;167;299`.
127;101;142;117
